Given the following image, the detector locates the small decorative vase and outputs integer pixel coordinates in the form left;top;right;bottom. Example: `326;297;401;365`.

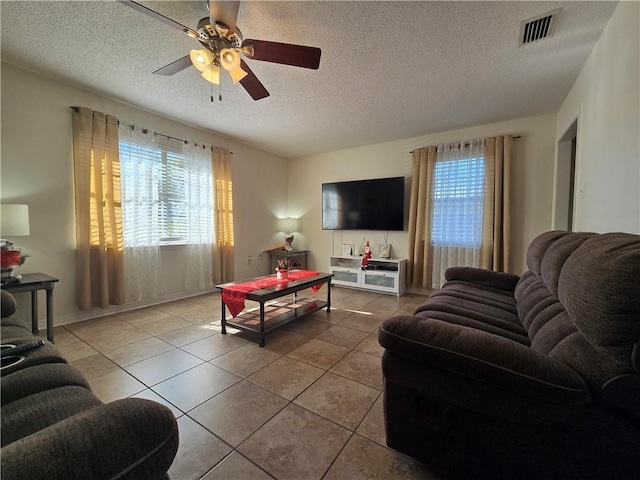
0;250;21;280
1;267;16;279
277;269;288;279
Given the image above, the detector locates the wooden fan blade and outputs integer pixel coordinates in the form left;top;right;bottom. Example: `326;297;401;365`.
153;55;193;76
117;0;199;38
242;39;321;69
239;60;270;100
209;1;240;33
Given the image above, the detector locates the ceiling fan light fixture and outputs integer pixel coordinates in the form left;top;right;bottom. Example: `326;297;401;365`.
117;0;321;101
190;48;213;72
228;65;248;84
220;48;241;72
201;64;221;84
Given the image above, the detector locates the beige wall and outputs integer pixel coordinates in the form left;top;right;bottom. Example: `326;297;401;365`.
1;63;287;326
556;0;640;234
288;114;558;279
2;1;636;327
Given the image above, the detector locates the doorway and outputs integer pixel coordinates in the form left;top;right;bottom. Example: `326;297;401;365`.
554;119;578;231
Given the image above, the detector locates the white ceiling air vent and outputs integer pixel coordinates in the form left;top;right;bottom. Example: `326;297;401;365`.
519;8;562;46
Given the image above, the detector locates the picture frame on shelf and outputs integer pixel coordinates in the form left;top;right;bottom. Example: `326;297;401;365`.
379;243;391;259
342;243;355;257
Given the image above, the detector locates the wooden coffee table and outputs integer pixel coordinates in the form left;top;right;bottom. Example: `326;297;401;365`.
216;272;333;347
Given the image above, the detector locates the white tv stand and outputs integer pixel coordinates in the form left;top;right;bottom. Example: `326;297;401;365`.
329;256;407;296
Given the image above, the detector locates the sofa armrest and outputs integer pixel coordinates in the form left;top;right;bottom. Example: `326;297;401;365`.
1;290;17;317
1;398;179;480
445;266;520;291
379;315;590;405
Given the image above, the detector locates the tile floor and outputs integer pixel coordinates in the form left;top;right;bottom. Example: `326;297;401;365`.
52;286;439;480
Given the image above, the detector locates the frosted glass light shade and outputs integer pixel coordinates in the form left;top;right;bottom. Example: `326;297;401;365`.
190;49;213;72
1;204;30;236
228;66;248;84
220;48;241;71
201;64;221;84
278;217;300;233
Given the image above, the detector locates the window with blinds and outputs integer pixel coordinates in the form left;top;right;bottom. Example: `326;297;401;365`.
119;138;212;246
431;156;485;247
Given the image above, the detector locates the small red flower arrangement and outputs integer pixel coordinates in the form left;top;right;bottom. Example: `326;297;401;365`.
276;258;290;279
0;241;28;270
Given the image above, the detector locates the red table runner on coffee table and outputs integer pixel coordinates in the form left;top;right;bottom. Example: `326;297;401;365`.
221;270;324;317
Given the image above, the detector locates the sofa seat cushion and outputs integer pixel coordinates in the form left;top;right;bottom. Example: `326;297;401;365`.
1;385;102;447
1;315;29;329
379;315;590;406
432;281;519;311
0;339;67;376
1;325;33;341
415;286;529;345
1;363;91;406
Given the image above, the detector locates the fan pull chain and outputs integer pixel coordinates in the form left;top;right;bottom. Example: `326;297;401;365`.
210;78;223;102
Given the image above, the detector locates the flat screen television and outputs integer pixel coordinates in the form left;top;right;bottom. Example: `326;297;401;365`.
322;177;405;231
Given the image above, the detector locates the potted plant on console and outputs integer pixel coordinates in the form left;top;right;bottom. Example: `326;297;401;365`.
276;258;290;279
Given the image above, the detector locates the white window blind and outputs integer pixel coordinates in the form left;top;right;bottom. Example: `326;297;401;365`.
429;141;486;288
431;150;485;248
119;132;212;246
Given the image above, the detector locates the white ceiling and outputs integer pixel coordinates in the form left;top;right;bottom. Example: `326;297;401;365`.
1;1;617;158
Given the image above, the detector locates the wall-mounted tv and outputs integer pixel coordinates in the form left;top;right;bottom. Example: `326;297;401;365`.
322;176;405;231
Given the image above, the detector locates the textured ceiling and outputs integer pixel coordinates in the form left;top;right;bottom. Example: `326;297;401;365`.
1;1;617;158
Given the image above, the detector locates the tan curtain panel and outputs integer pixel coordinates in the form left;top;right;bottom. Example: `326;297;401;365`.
72;107;125;309
211;146;234;283
407;136;513;290
406;146;437;288
481;135;513;272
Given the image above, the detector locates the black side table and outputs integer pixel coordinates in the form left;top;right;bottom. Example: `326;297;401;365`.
1;273;59;342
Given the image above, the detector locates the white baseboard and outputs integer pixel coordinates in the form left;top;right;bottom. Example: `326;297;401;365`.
46;287;219;329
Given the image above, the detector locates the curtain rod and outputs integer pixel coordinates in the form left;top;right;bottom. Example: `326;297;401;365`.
409;135;521;154
70;106;233;154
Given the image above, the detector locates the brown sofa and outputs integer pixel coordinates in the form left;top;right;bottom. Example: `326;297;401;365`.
379;231;640;479
1;290;179;480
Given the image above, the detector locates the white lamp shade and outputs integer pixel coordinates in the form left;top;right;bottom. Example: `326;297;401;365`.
201;64;221;84
1;204;30;236
190;49;213;72
278;217;300;233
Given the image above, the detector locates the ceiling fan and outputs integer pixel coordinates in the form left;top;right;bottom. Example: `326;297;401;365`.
117;0;322;101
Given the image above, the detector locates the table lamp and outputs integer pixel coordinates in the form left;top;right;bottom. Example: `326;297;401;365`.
277;217;300;252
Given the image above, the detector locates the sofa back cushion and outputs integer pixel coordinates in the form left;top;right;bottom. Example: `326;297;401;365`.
558;233;640;354
515;231;640;417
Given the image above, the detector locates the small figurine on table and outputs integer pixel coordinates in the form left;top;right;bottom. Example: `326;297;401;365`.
361;240;372;269
284;234;294;252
